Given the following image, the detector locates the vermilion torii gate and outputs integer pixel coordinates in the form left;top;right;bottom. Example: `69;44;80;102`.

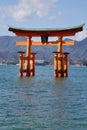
8;24;84;77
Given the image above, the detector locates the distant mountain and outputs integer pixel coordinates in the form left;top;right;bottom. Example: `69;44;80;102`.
63;38;87;65
0;36;87;65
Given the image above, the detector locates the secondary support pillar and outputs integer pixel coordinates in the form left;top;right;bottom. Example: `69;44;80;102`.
17;51;25;77
18;51;36;77
53;52;69;78
63;52;69;77
30;53;36;76
53;51;58;77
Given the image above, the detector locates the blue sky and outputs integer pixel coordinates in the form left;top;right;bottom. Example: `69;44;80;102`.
0;0;87;41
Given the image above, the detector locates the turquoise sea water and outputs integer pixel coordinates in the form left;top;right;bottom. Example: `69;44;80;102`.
0;65;87;130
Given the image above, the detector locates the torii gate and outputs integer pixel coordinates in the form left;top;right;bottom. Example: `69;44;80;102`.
8;24;84;77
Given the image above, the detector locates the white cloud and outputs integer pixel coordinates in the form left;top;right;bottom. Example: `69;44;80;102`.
75;30;87;41
9;0;58;21
0;0;60;22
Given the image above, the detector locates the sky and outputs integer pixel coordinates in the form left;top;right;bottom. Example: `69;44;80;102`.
0;0;87;41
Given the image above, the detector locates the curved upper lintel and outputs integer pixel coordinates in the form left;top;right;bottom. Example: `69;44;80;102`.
8;24;84;37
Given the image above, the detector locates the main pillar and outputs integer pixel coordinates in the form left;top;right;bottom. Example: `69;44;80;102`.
58;36;64;77
25;37;31;76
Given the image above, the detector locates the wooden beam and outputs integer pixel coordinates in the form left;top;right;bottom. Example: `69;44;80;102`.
14;31;76;37
16;40;74;46
62;40;74;46
16;41;27;46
